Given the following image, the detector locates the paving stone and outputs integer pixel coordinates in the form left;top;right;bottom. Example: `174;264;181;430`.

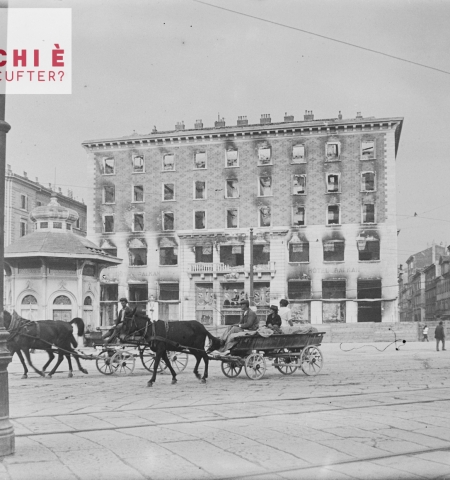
2;437;58;464
373;455;450;479
5;461;78;480
329;460;424;479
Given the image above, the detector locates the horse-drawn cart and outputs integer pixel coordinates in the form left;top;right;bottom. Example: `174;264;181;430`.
90;335;189;376
212;331;325;380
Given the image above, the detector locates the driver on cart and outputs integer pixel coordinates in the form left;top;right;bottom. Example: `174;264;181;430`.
102;298;134;345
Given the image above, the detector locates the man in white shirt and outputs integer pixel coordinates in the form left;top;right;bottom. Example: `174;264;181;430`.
279;299;293;327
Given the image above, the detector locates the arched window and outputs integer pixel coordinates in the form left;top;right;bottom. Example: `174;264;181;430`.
53;295;71;305
22;295;37;305
84;296;92;306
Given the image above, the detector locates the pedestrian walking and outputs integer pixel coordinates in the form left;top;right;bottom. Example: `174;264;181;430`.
422;324;429;342
435;320;446;351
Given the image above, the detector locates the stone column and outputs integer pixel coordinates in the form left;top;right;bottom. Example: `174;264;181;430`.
0;0;15;454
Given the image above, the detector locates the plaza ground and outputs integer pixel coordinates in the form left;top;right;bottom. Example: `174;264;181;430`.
1;339;450;480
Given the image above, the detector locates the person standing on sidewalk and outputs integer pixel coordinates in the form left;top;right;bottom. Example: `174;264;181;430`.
435;321;446;351
422;324;429;342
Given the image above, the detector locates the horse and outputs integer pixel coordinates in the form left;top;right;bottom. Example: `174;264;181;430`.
125;311;221;387
4;311;88;378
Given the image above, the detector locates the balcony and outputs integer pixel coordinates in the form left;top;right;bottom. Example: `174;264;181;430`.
188;261;276;279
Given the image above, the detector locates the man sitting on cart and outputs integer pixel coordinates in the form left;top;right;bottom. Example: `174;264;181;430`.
219;299;259;353
102;297;134;345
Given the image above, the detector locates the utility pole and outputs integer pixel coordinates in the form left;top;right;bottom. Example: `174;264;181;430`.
0;0;15;456
249;228;254;306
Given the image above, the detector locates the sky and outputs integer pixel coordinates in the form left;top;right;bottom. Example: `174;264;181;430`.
5;0;450;264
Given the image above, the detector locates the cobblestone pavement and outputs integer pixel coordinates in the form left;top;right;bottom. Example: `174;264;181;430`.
1;340;450;479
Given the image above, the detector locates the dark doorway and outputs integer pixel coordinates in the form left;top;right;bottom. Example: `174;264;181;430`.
357;280;382;322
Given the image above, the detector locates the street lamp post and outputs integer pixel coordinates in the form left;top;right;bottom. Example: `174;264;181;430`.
0;0;15;456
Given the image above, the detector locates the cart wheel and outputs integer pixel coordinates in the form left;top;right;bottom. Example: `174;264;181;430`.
221;360;243;378
139;346;165;373
300;346;323;376
274;349;298;375
96;349;118;375
168;352;189;373
244;353;266;380
111;350;136;375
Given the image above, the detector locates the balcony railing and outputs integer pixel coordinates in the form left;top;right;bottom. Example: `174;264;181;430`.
188;261;276;278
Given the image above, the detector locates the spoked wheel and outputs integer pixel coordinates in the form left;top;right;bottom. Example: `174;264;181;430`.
244;353;266;380
300;346;323;376
168;352;189;373
274;349;298;375
221;360;243;378
111;350;136;375
139;346;165;373
96;349;118;375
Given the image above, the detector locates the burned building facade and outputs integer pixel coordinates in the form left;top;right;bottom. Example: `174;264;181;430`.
83;111;403;327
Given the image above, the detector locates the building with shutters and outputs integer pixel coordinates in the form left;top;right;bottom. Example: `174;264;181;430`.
83;110;403;326
4;194;120;327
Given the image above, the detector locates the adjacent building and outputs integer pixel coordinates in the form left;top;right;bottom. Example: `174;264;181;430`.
82;111;403;327
4;194;120;326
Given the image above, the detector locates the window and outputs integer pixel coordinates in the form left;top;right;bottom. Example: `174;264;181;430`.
194;152;207;169
323;240;345;262
326;174;340;193
194;181;206;199
259;176;272;196
292;175;306;195
258;146;271;165
103;157;115;174
40;222;48;229
163;212;174;231
104;215;114;233
323;280;346;299
361;140;375;160
133;185;144;202
327;205;340;225
103;248;117;257
20;194;28;210
132;155;144;173
289;242;309;262
226;149;238;167
53;222;62;229
195;245;213;263
103;186;115;204
225;179;239;198
129;284;148;312
36;201;42;207
358;239;380;261
129;246;147;266
100;284;118;327
362;204;375;223
361;172;375;192
227;208;238;228
159;283;179;301
133;213;144;232
163;154;175;171
220;245;244;267
83;264;95;276
163;183;175;201
288;281;311;299
160;247;178;265
20;220;27;237
259;205;271;227
326;143;340;161
66;223;72;230
194;211;206;229
292;144;305;163
293;206;305;226
253;244;270;265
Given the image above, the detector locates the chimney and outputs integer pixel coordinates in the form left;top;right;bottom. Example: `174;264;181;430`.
356;112;363;119
284;112;294;122
194;119;203;129
237;115;248;126
304;110;314;121
214;116;225;127
49;183;52;190
338;111;343;120
260;113;271;124
151;125;157;133
23;171;27;178
6;164;12;175
58;187;62;194
175;121;185;131
35;177;39;183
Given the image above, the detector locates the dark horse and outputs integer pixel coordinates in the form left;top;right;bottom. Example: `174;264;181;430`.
126;311;221;387
4;311;88;378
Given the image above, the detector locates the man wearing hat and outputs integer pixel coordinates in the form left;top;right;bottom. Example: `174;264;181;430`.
219;299;259;352
102;297;134;344
266;305;282;331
